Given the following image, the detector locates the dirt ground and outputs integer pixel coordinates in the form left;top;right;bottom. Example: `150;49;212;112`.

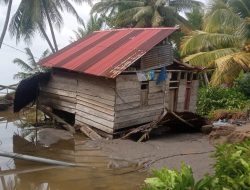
87;132;215;179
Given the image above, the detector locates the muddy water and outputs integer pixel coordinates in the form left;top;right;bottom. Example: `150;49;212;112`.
0;111;146;190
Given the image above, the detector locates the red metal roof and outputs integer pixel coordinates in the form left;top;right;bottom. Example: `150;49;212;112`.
40;28;177;78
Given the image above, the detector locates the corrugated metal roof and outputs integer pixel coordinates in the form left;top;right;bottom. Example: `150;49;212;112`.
40;28;177;78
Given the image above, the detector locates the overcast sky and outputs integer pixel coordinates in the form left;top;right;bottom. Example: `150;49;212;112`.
0;0;208;85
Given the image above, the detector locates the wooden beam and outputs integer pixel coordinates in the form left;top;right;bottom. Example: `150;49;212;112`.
78;124;103;140
38;105;75;134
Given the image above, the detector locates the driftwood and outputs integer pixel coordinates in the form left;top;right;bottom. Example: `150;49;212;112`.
122;109;199;141
38;105;75;134
79;124;103;140
122;111;167;141
138;111;168;142
0;151;76;167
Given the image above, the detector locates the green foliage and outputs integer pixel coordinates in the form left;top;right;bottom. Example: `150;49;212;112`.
143;164;195;190
181;0;250;86
234;72;250;98
185;7;204;30
210;140;250;189
13;48;50;80
197;87;248;116
143;140;250;190
91;0;202;31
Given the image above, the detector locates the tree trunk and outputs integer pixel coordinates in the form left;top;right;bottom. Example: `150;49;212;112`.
38;24;55;53
0;0;13;49
41;0;58;52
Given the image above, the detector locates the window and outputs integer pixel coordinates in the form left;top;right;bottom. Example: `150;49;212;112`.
171;72;178;81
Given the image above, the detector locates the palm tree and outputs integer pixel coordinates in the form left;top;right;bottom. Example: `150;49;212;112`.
70;14;104;42
181;0;250;86
9;0;89;53
13;48;50;80
185;6;204;30
91;0;202;30
0;0;13;48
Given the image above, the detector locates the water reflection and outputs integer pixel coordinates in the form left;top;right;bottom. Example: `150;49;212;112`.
0;111;146;190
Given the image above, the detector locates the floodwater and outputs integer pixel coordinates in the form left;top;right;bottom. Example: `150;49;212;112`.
0;110;146;190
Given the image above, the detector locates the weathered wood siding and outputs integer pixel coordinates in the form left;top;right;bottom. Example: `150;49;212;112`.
39;71;77;114
189;80;199;113
176;79;186;112
75;75;116;134
141;44;173;70
114;74;164;130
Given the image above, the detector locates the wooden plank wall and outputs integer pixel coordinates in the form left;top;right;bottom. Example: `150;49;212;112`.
164;73;171;110
176;79;186;112
189;80;199;113
75;75;116;134
39;71;77;114
141;44;173;70
114;74;164;130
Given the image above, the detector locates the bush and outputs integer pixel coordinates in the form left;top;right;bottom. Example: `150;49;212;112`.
143;140;250;190
197;87;248;116
143;164;196;190
234;73;250;98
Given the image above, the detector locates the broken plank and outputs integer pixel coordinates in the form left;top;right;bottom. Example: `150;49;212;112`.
78;124;103;140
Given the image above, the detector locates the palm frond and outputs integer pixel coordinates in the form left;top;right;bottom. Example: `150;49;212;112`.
203;7;245;35
229;0;250;19
169;0;204;11
151;10;163;27
209;52;250;85
24;47;37;67
40;49;51;60
13;58;33;72
183;48;241;67
13;72;32;80
211;54;242;85
57;0;84;25
115;7;141;27
133;6;153;21
181;31;242;56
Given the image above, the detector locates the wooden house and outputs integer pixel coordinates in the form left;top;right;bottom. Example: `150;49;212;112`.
37;28;200;137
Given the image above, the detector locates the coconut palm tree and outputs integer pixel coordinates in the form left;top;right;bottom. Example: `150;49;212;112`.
70;14;104;42
13;48;50;80
181;0;250;86
91;0;202;30
9;0;89;53
185;6;204;30
0;0;13;48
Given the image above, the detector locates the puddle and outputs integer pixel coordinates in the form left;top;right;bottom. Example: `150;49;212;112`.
0;111;146;190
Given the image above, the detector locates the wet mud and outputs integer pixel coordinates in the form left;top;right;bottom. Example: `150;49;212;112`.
0;110;214;189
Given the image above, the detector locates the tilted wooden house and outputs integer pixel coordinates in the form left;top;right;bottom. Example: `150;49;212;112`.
38;28;199;137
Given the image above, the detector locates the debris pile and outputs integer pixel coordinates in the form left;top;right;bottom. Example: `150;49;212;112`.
122;111;207;141
209;125;250;144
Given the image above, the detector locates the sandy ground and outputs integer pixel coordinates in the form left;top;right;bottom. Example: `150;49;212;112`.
87;132;215;179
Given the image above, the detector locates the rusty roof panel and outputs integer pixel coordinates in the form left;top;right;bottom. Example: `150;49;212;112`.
40;28;177;78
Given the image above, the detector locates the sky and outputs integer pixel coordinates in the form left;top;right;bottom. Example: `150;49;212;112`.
0;0;208;85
